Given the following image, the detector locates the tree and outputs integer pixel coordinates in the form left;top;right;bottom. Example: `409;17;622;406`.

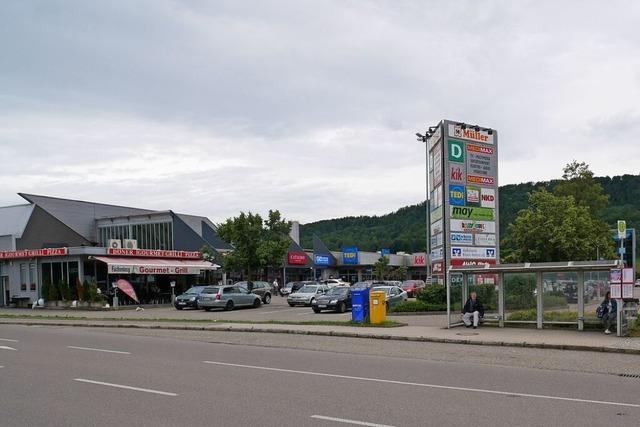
373;256;390;280
503;189;614;262
216;210;291;279
554;160;609;215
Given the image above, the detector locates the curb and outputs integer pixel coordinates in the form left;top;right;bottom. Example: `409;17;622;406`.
2;319;639;355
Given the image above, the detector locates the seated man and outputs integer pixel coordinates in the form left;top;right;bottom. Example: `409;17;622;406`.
461;291;484;329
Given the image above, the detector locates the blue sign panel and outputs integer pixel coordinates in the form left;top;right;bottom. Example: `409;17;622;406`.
342;246;359;265
380;248;391;257
314;254;331;266
448;184;465;206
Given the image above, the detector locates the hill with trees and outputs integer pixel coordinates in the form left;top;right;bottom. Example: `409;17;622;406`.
299;173;640;253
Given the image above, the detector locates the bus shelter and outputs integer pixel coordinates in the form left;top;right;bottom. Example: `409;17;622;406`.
446;260;637;335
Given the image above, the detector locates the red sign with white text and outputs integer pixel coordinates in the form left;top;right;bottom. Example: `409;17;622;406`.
413;255;426;266
431;261;444;274
287;251;307;265
450;259;497;267
107;248;202;259
0;247;68;260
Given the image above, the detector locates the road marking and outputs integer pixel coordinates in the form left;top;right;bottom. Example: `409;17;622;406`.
0;338;19;342
73;379;178;396
311;415;395;427
259;310;289;315
67;346;131;355
0;346;17;351
203;361;640;409
297;311;315;316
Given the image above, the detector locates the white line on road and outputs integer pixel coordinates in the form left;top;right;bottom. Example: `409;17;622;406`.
0;338;19;342
297;311;315;316
0;346;17;351
203;361;640;409
73;379;178;396
259;310;290;315
311;415;395;427
67;346;131;355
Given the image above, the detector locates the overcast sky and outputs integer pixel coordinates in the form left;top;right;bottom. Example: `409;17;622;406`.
1;1;639;223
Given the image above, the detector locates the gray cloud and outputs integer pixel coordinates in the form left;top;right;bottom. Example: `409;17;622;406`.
1;0;639;222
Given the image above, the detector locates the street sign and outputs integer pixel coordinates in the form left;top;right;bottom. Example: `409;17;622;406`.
617;220;626;239
611;284;622;299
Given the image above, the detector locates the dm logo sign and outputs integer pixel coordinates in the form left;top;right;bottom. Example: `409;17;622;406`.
448;185;465;206
448;139;465;163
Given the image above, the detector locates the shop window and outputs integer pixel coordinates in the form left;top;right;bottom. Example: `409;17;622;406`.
20;264;27;291
29;263;37;291
68;261;79;288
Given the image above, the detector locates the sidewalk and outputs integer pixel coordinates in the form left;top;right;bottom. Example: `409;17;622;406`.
1;312;638;355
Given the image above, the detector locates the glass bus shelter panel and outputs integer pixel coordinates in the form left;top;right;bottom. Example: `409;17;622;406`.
585;270;611;323
503;273;537;323
541;272;578;323
448;281;463;326
468;274;499;320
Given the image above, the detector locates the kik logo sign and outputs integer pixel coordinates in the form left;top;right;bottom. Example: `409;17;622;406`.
448;139;464;163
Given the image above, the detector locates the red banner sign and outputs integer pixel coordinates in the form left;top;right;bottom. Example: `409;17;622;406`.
431;261;444;274
450;259;497;267
413;255;426;266
107;249;201;259
287;251;307;265
116;279;139;303
0;247;68;260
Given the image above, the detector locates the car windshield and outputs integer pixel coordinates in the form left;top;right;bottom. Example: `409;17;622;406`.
283;283;293;289
327;287;348;296
185;286;205;294
298;286;318;293
372;287;390;294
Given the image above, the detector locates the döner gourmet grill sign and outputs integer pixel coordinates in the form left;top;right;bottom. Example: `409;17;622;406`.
448;124;494;145
107;248;202;259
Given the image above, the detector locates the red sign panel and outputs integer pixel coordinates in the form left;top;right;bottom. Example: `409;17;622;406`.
431;261;444;274
450;259;497;267
107;249;202;259
413;255;426;266
0;247;68;260
287;251;307;265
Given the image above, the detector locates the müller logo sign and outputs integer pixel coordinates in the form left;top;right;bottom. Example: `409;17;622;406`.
107;248;202;259
449;124;494;145
0;247;68;260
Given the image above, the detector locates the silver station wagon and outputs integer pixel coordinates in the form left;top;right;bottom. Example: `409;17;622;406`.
198;285;262;311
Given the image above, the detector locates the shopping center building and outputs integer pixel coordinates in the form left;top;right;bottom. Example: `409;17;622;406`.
0;194;231;306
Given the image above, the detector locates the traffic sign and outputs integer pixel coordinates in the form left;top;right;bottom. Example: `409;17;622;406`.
617;220;626;239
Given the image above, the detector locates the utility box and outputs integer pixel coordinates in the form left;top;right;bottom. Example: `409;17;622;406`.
351;288;370;323
369;291;387;324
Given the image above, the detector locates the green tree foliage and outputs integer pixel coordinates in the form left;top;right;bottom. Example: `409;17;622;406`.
503;189;614;262
373;256;390;280
554;160;609;215
217;210;291;278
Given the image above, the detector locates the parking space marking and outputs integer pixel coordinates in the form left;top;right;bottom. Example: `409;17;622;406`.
0;338;19;342
67;346;131;355
0;346;17;351
203;361;640;409
73;379;178;396
311;415;395;427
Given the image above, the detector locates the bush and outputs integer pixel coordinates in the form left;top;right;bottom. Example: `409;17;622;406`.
542;294;567;309
82;281;104;303
41;279;51;301
417;285;446;305
507;309;578;322
58;281;71;301
389;301;447;312
47;281;59;301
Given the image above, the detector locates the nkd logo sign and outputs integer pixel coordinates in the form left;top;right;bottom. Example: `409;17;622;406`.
450;206;494;221
450;232;473;245
448;139;465;163
481;188;496;208
448;185;465;206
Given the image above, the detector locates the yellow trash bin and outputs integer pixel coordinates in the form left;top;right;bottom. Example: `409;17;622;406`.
369;291;387;324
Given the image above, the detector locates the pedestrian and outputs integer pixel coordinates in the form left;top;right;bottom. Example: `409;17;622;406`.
598;291;617;335
461;291;484;329
272;278;280;297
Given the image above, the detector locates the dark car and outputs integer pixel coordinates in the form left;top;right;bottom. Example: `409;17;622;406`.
312;286;352;313
236;281;273;304
174;285;207;310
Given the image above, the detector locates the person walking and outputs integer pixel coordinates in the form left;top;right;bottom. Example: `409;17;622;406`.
272;278;280;297
461;291;484;329
599;291;617;335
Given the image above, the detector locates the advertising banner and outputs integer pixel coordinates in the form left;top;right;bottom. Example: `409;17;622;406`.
474;233;496;246
314;254;331;266
450;219;496;233
430;233;443;248
0;247;68;259
432;143;442;186
449;164;466;185
448;185;465;206
287;252;307;265
465;185;480;206
450;232;473;246
116;279;139;303
413;254;427;266
430;247;444;261
450;258;497;266
451;247;497;259
448;124;495;145
448;139;465;162
431;219;444;235
466;143;496;177
342;247;359;265
450;206;495;221
107;249;201;259
431;261;444;274
480;188;496;208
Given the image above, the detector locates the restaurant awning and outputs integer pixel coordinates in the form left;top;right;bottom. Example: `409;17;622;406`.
92;256;220;275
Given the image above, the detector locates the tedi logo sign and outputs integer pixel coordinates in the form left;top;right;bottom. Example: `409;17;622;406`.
448;185;465;206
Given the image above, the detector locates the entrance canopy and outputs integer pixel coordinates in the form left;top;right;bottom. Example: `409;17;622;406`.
92;256;220;275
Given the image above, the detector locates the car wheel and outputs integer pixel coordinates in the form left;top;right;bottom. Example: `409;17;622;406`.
336;302;346;313
264;293;271;304
288;302;295;307
194;301;199;310
253;298;261;308
204;307;211;312
175;306;183;310
224;300;234;311
312;307;321;313
309;297;316;306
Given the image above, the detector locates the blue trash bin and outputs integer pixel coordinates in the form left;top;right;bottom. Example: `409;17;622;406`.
351;288;370;323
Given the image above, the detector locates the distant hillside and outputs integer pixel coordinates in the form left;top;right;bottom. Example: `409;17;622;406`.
299;174;640;252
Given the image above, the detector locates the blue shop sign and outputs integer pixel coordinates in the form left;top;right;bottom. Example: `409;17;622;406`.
314;254;331;266
380;248;391;257
342;246;359;265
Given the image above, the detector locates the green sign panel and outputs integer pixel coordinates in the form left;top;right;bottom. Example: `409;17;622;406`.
450;206;495;221
448;139;465;163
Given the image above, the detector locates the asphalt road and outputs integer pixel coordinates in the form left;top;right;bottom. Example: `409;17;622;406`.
1;325;639;426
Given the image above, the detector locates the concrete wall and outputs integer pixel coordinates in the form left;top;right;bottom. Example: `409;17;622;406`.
0;235;15;251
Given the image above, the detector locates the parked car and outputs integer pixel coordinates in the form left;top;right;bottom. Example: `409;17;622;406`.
174;285;208;310
198;285;262;311
287;283;329;306
281;281;306;296
312;286;352;313
370;285;408;310
323;278;350;288
401;280;426;298
236;281;272;304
